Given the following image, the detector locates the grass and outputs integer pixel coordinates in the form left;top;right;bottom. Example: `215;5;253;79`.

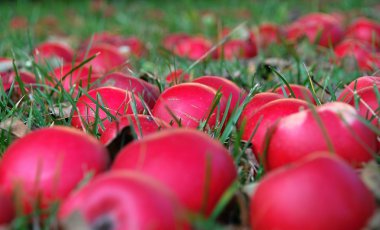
1;0;380;229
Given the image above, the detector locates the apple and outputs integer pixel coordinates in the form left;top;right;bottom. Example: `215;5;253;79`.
251;154;376;230
239;92;284;126
242;98;310;159
51;64;98;91
165;69;190;85
100;114;170;145
59;171;189;230
0;189;14;225
256;23;282;48
338;76;380;102
215;39;257;60
346;17;380;50
111;128;237;216
0;126;109;213
33;41;74;65
173;36;212;60
152;83;227;129
71;87;145;133
192;75;247;113
273;84;317;104
99;72;160;109
266;102;377;170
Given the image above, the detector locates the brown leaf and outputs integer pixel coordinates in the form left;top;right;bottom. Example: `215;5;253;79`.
0;118;29;138
361;161;380;200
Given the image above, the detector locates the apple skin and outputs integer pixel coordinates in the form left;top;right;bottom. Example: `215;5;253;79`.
98;72;160;109
346;17;380;49
333;39;379;72
215;39;257;60
250;154;376;230
111;128;237;216
256;23;281;48
239;92;284;127
51;64;97;91
0;126;109;214
285;13;344;47
78;44;126;74
59;171;189;230
273;84;317;104
163;33;191;51
152;83;227;129
173;36;212;60
71;87;145;134
338;76;380;102
242;98;310;159
266;102;377;171
193;75;247;113
33;42;74;64
100;114;170;145
165;69;190;85
0;189;14;225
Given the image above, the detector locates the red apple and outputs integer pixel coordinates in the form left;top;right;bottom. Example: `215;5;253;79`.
59;171;189;230
257;23;282;48
192;75;247;113
0;189;14;225
33;41;74;65
0;126;109;213
51;64;98;91
71;87;145;133
242;98;310;159
285;13;344;47
111;128;237;216
163;33;191;51
173;36;212;60
100;114;170;145
273;84;317;104
152;83;227;129
346;17;380;50
165;69;190;85
251;154;376;230
216;39;257;60
338;76;380;102
266;102;377;170
239;92;284;126
99;72;160;109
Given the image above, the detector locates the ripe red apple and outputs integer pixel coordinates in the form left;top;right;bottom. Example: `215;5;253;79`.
215;39;257;60
285;13;344;47
51;64;97;91
163;33;191;51
152;83;227;129
239;92;284;126
242;98;310;159
173;36;212;60
0;126;109;213
345;85;380;127
334;39;379;72
192;75;247;113
71;87;145;133
0;189;14;225
7;70;36;94
79;44;127;74
256;23;281;48
111;128;237;216
33;41;74;65
99;72;160;109
346;17;380;50
266;102;377;170
250;154;376;230
165;69;190;84
59;171;189;230
338;76;380;102
100;114;170;145
273;84;317;104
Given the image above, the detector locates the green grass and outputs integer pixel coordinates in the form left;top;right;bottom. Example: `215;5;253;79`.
1;0;380;229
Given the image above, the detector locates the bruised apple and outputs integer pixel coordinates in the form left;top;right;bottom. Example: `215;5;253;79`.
266;102;377;170
0;126;109;213
251;154;376;230
59;172;189;230
111;128;237;216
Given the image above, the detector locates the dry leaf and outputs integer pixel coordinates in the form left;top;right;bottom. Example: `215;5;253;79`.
0;118;29;138
49;102;73;119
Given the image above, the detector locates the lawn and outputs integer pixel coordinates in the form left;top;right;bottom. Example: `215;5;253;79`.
0;0;380;229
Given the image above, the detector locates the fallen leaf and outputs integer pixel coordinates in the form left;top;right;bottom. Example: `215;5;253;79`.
0;118;29;138
49;102;73;119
